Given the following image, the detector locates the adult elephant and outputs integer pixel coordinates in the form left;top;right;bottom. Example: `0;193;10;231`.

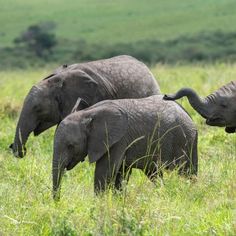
163;81;236;133
10;55;160;157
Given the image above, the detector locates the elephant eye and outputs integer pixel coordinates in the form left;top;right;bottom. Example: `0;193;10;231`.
220;103;227;108
33;104;42;112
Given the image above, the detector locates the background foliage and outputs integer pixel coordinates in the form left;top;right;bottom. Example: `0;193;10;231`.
1;0;236;68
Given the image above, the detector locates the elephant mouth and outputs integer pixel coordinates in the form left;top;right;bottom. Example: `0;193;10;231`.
34;122;44;136
34;121;54;136
66;157;86;170
206;117;225;127
66;162;76;170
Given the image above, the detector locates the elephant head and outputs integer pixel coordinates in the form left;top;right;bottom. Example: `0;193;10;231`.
10;70;98;157
163;81;236;133
52;102;127;200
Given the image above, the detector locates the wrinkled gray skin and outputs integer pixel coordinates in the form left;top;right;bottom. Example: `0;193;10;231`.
53;95;198;200
163;81;236;133
10;55;160;157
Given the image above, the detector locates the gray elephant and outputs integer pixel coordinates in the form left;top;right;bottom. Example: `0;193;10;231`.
10;55;160;157
163;81;236;133
52;95;198;199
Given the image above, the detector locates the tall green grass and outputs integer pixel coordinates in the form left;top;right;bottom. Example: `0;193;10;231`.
0;64;235;235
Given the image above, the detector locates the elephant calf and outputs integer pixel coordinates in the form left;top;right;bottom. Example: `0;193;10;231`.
53;95;198;199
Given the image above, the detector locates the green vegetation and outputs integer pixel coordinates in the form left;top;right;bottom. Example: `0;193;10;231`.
1;0;236;46
1;30;236;69
1;0;236;68
14;23;57;58
0;64;235;235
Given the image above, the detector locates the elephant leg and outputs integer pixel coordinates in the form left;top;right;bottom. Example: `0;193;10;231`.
94;144;125;194
145;168;163;183
178;160;198;181
177;136;198;178
143;161;163;183
115;165;132;191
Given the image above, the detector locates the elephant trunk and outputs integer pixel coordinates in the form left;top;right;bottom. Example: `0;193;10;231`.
163;88;211;119
10;109;37;158
52;150;67;201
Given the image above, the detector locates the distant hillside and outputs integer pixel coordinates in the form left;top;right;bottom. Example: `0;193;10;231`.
1;0;236;46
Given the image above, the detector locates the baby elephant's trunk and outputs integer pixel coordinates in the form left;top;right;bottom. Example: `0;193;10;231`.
52;153;66;201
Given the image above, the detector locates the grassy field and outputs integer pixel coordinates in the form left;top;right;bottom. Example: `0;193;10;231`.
0;64;236;235
1;0;236;46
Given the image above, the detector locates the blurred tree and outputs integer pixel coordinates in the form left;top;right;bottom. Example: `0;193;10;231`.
14;22;57;58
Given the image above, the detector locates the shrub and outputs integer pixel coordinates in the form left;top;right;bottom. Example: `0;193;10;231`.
14;22;57;58
1;30;236;69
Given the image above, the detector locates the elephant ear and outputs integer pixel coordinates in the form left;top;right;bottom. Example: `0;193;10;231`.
87;105;128;163
46;74;65;88
65;70;99;105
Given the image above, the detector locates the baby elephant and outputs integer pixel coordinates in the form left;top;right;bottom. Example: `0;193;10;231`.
53;95;198;199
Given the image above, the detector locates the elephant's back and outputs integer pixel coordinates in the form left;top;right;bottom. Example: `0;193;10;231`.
81;55;160;97
118;95;197;136
54;55;161;97
135;95;193;118
153;95;197;135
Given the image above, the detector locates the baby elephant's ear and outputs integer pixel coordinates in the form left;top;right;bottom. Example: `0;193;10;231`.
87;105;128;163
71;98;90;113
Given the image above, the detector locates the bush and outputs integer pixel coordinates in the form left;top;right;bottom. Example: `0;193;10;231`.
1;30;236;69
69;31;236;65
14;22;57;58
